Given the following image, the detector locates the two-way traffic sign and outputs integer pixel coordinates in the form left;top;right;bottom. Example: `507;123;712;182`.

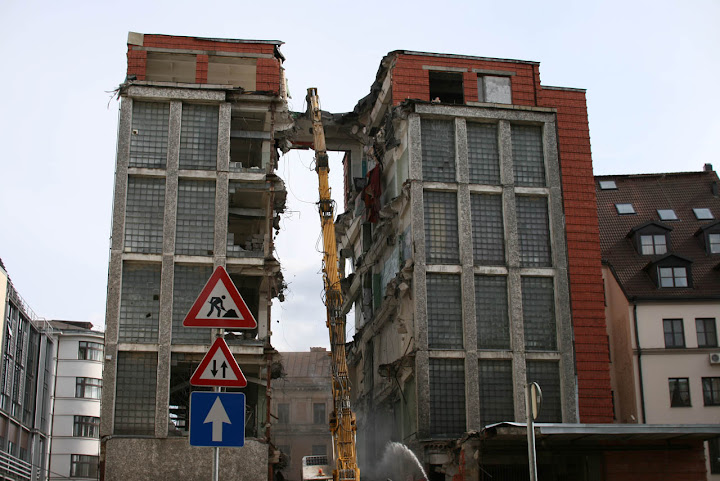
190;338;247;387
189;392;245;447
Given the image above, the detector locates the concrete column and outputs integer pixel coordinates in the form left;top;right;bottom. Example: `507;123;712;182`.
155;100;182;438
215;103;231;263
101;96;132;436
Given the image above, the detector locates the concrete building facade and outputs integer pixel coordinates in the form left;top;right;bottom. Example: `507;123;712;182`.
47;321;103;481
100;33;290;481
597;167;720;479
0;259;55;481
272;349;333;481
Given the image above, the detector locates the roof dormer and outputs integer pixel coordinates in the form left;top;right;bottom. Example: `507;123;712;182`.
627;221;673;256
694;220;720;255
644;254;693;289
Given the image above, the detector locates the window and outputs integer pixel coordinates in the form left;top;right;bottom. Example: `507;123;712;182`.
709;233;720;254
516;197;551;267
427;274;463;349
657;209;678;221
176;180;216;256
424;191;459;264
114;352;157;435
512;125;545;187
696;318;718;348
615;203;635;215
428;71;464;104
75;378;102;399
421;119;456;182
693;208;714;220
179;104;219;170
119;262;161;343
471;194;504;265
522;277;556;350
124;177;166;254
278;403;290;424
526;361;562;422
475;276;509;349
640;234;667;255
668;378;691;407
663;319;685;348
313;403;326;425
78;341;103;361
429;359;466;438
478;360;514;426
129;101;169;168
659;266;688;288
702;377;720;406
207;56;257;89
477;75;511;104
70;454;99;478
598;180;617;190
73;416;100;438
467;122;500;184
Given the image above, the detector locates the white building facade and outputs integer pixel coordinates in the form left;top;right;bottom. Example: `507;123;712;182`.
48;322;103;481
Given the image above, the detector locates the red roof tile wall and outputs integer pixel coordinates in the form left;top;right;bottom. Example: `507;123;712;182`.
604;442;707;481
538;87;613;423
125;35;281;94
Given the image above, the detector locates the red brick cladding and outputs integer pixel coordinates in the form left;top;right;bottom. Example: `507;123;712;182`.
388;52;613;423
538;87;613;423
390;53;537;106
604;442;707;481
125;34;280;93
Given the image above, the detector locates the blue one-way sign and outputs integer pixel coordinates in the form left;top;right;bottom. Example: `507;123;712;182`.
189;392;245;447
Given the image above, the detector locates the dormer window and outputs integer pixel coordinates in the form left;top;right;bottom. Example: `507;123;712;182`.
640;235;667;255
628;221;672;256
645;254;693;289
659;267;688;287
694;221;720;255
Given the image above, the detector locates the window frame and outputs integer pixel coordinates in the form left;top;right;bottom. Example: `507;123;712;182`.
696;318;718;348
668;377;691;407
702;377;720;406
75;377;102;400
313;402;326;425
277;403;290;424
657;209;678;221
73;415;100;438
658;266;688;288
639;234;667;255
693;208;715;220
663;319;685;348
70;454;99;478
615;203;636;215
709;233;720;254
78;341;103;361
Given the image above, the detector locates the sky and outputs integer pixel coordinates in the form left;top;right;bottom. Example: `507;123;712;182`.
0;0;718;352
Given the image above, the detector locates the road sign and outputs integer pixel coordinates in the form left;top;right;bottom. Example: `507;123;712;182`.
190;338;247;387
183;266;257;329
190;392;245;447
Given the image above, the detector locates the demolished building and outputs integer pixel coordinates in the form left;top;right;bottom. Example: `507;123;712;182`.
323;51;720;479
101;33;289;480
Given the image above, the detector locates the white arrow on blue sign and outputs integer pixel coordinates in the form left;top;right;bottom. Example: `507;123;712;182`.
189;392;245;447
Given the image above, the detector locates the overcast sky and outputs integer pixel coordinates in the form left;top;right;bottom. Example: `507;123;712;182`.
0;0;718;351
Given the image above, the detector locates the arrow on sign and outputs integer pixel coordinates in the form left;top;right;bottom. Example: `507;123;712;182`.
204;397;231;442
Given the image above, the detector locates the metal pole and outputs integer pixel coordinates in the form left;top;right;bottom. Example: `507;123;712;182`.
526;384;538;481
212;329;224;481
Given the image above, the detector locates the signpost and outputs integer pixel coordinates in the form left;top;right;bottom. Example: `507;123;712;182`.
526;382;542;481
184;266;254;481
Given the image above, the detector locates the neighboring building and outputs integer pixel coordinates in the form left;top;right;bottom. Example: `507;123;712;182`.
47;321;103;481
597;166;720;479
298;50;720;479
101;33;290;481
272;348;333;481
0;259;55;481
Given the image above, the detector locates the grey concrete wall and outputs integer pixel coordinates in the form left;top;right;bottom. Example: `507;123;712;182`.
104;437;268;481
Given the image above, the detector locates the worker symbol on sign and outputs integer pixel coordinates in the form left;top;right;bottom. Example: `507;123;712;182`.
207;295;238;318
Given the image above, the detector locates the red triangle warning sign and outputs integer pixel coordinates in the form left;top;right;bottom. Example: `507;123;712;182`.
183;266;257;329
190;338;247;387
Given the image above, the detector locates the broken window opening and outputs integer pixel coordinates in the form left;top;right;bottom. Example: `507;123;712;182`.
227;183;267;258
168;352;209;435
428;71;464;104
226;274;261;343
230;111;268;170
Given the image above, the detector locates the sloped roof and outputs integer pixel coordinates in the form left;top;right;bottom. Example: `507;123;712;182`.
280;350;331;379
596;169;720;300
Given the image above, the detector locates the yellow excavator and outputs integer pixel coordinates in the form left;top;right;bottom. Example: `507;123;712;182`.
307;88;360;481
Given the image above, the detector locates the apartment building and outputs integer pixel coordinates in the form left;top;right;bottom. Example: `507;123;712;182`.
272;348;333;481
597;166;720;479
0;259;55;481
47;321;103;481
100;33;290;480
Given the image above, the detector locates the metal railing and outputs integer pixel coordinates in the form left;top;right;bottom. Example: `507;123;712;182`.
0;449;33;480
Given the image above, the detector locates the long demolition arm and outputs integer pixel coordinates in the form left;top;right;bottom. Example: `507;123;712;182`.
307;88;360;481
